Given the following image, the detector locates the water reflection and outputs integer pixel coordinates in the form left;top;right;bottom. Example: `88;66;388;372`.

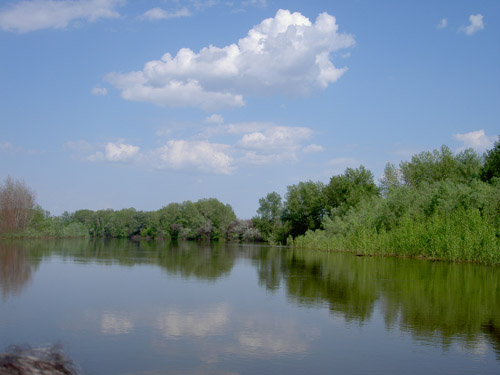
0;241;39;299
253;247;500;357
156;304;229;339
101;313;134;335
1;239;500;368
234;316;318;356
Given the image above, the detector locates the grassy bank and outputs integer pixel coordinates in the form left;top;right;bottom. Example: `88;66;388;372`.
292;207;500;265
291;180;500;265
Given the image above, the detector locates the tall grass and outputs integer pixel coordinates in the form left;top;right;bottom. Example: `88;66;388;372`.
292;180;500;265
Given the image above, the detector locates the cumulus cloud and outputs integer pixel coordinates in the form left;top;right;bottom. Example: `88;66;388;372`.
65;121;320;174
238;126;311;151
141;7;192;21
0;0;122;33
436;18;447;30
204;114;224;124
459;14;484;35
91;87;108;96
89;142;140;162
153;140;233;174
106;76;245;110
454;129;495;152
233;125;314;165
107;9;355;109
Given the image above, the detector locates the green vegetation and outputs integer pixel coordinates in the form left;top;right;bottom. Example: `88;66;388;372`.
253;139;500;265
0;183;261;241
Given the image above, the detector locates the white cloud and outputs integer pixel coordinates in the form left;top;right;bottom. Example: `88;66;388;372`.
459;14;484;35
235;125;314;165
154;140;233;174
91;87;108;96
141;7;192;21
436;18;447;30
89;142;140;162
201;122;276;137
205;114;224;124
107;75;245;110
238;126;311;151
66;122;319;173
0;0;122;33
454;129;495;152
107;9;355;109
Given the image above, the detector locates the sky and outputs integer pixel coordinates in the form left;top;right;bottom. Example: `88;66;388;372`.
0;0;499;219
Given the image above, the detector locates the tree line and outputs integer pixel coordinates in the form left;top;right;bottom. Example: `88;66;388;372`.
0;184;261;241
252;137;500;264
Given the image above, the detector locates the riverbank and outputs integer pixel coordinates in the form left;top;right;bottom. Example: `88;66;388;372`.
291;204;500;265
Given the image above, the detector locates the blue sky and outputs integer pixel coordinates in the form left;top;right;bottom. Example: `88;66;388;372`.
0;0;499;218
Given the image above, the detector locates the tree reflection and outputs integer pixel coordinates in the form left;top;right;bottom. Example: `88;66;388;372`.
254;247;500;351
2;239;500;355
0;239;235;283
0;242;39;299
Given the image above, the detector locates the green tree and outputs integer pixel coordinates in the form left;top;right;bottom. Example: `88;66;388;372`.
400;145;458;187
380;163;402;196
283;181;326;238
254;192;284;242
481;136;500;183
324;166;379;215
194;198;236;240
399;145;481;187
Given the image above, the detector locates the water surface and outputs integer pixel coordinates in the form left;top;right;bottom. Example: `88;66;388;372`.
1;239;499;374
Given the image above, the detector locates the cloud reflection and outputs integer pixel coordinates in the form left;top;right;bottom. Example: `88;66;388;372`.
101;313;134;335
156;304;229;339
232;316;319;356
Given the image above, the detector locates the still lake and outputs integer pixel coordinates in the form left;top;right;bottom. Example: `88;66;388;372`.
1;239;499;374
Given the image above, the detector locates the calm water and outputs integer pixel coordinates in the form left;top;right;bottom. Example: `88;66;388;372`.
1;239;499;375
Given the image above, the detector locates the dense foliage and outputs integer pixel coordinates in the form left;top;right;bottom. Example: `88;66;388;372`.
253;138;500;264
0;190;261;242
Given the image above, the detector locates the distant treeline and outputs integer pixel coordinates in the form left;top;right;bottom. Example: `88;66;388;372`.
252;137;500;264
0;189;261;241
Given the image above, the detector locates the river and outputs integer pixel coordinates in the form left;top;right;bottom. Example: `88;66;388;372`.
1;239;499;374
